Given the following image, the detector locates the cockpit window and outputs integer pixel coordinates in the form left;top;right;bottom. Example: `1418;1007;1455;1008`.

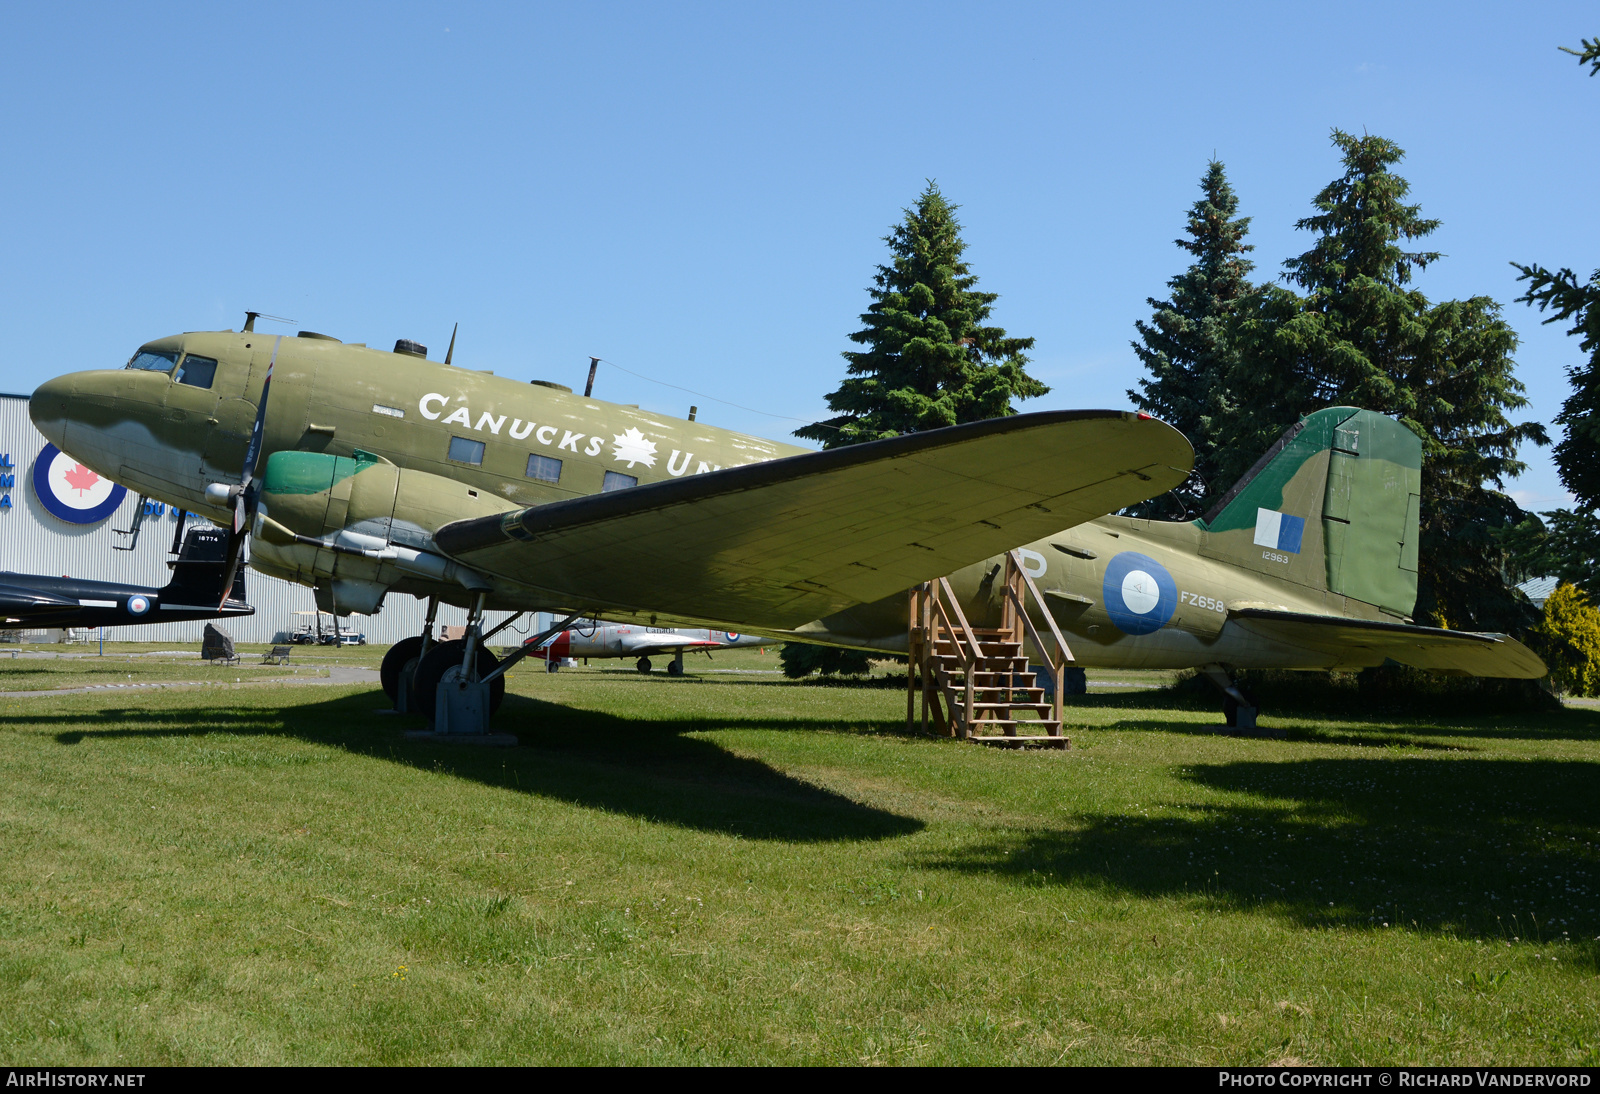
127;350;177;373
176;355;217;389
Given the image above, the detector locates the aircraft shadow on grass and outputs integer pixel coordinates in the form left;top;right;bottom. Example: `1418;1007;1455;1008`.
921;755;1600;962
31;689;922;844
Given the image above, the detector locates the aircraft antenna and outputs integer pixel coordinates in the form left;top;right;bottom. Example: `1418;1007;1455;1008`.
444;323;458;366
243;311;295;333
584;357;599;398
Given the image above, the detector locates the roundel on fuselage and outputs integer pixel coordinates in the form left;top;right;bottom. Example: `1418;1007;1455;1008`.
1101;551;1177;636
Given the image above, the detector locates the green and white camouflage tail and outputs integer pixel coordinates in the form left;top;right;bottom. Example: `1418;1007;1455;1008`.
1195;407;1422;618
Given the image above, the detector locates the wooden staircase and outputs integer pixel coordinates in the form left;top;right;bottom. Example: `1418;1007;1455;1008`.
907;550;1074;749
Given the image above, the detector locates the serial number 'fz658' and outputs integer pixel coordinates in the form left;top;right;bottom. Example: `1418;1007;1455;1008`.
1181;591;1226;613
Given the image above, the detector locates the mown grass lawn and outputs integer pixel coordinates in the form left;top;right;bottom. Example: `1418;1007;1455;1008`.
0;648;1595;1065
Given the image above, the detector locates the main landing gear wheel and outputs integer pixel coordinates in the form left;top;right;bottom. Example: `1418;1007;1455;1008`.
666;656;684;677
635;656;653;674
413;640;506;721
380;636;424;703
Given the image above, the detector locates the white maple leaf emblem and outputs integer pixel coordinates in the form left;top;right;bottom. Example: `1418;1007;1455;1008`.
611;427;658;469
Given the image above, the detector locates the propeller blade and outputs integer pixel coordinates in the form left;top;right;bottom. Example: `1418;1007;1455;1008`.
238;335;281;492
217;335;282;606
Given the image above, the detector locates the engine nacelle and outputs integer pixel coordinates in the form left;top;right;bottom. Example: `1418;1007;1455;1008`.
250;449;516;611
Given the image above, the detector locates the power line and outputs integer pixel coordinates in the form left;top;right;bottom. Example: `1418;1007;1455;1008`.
594;357;839;433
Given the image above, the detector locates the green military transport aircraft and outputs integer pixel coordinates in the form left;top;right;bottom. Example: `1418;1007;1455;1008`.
30;321;1543;730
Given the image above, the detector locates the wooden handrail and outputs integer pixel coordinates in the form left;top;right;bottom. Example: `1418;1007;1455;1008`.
1003;582;1056;674
1009;550;1074;665
937;577;984;664
928;597;963;661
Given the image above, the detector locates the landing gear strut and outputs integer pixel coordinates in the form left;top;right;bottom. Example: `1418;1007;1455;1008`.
409;605;586;737
1201;665;1259;729
666;651;685;677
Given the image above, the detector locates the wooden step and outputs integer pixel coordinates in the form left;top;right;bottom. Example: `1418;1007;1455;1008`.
955;691;1051;703
957;701;1055;713
928;656;1029;670
934;636;1017;652
969;734;1070;750
955;715;1063;728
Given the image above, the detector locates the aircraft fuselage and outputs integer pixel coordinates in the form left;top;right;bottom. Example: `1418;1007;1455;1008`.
31;328;1404;674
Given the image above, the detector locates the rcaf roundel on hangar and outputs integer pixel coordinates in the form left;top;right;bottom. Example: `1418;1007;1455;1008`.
32;443;127;525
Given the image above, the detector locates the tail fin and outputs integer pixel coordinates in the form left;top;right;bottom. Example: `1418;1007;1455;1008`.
161;525;248;606
1196;407;1421;617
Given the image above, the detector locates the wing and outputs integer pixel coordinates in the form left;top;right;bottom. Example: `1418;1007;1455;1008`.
1229;608;1548;679
435;410;1191;630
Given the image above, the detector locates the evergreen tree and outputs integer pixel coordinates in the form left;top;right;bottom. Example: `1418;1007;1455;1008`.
1128;160;1255;516
1513;37;1600;519
1516;263;1600;510
797;182;1046;448
1500;509;1600;595
1560;35;1600;75
1227;130;1546;631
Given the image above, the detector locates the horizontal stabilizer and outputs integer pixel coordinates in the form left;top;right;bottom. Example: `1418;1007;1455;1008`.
1229;608;1547;679
436;410;1192;630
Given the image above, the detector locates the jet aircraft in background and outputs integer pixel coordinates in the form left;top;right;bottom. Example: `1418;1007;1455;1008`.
0;525;252;631
29;320;1542;731
527;618;774;675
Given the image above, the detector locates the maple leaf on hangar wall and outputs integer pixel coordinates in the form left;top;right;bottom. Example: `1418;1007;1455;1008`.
63;463;101;496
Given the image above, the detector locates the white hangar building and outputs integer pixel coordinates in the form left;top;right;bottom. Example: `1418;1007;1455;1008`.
0;392;534;645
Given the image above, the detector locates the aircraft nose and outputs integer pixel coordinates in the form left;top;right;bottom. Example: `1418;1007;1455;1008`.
29;374;75;449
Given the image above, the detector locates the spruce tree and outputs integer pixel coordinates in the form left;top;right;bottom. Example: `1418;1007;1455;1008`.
1514;37;1600;513
1500;509;1600;595
1227;130;1546;631
1516;263;1600;510
797;182;1046;448
1128;160;1255;515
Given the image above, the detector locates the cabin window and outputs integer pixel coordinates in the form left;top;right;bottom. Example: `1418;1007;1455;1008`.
126;350;177;373
448;436;486;465
525;454;562;483
602;471;637;492
175;355;217;389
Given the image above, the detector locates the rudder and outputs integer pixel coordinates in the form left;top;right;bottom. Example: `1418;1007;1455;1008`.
1196;407;1421;617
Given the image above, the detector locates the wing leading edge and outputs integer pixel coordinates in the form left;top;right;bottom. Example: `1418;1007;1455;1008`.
1229;608;1548;679
435;410;1192;630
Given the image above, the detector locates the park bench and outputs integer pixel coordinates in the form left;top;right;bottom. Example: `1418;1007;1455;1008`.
262;645;292;665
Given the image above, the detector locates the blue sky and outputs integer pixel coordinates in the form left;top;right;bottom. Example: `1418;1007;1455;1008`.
1;2;1595;509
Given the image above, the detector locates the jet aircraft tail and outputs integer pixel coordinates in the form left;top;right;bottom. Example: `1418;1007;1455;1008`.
1195;407;1422;618
162;525;248;606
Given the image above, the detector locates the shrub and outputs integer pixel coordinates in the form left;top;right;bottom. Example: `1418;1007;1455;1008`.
1532;582;1600;696
778;642;875;679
